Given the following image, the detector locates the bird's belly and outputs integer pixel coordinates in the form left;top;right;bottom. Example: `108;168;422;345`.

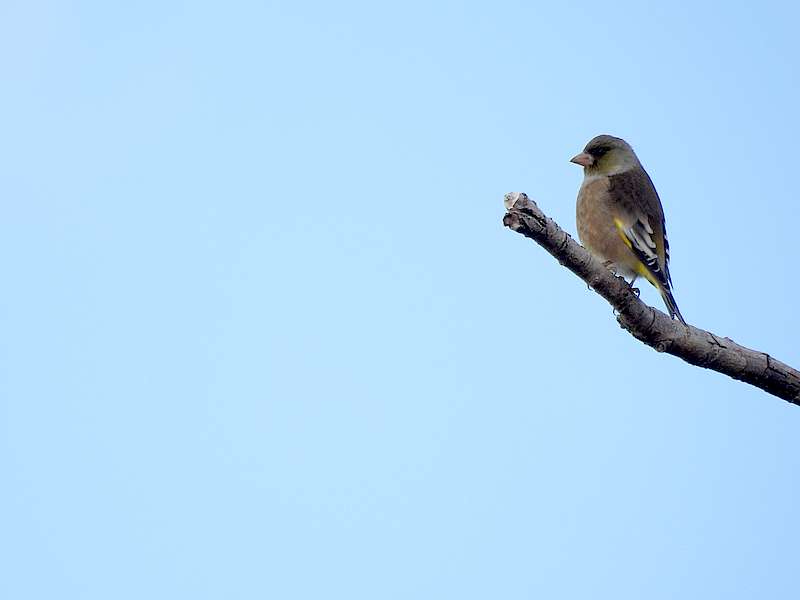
576;181;639;278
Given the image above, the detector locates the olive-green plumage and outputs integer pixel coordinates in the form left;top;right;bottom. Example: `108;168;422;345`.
571;134;685;323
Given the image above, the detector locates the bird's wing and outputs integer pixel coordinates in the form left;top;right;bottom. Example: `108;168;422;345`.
612;213;669;288
607;167;673;288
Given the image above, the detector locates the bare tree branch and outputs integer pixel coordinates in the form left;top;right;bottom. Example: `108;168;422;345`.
502;192;800;405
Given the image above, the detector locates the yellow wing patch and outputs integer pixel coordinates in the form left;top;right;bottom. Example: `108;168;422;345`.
613;218;633;249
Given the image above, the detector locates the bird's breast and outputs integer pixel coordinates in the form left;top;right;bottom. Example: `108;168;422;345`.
576;175;637;275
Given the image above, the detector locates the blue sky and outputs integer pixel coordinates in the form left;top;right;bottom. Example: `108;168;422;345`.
2;1;800;598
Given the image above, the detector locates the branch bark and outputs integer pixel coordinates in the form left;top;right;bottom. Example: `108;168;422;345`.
502;192;800;405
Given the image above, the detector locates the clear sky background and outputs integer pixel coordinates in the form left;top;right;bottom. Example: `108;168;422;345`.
2;1;799;598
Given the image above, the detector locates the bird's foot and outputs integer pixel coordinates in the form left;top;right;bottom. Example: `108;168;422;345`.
625;276;640;296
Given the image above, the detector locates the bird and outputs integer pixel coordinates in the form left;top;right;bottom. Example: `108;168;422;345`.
570;134;686;324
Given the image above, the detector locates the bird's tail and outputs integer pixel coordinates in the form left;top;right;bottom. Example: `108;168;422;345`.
659;284;686;325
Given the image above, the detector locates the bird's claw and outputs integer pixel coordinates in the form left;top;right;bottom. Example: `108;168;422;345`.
601;260;618;275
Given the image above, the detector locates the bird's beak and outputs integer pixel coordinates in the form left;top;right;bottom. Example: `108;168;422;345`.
570;152;595;167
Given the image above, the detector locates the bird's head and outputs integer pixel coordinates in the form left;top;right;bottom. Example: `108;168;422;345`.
570;134;639;175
